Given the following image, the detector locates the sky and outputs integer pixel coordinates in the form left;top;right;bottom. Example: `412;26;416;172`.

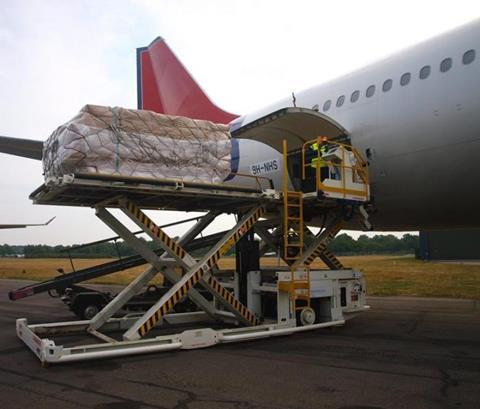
0;0;479;245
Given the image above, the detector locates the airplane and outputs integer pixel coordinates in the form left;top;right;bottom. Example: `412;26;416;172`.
0;217;55;229
1;19;479;232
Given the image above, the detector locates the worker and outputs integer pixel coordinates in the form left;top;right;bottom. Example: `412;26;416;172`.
310;137;329;183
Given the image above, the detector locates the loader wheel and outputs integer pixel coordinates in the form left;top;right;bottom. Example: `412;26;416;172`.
70;293;108;320
83;304;100;320
297;307;316;326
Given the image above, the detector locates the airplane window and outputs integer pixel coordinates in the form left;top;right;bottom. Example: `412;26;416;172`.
400;72;411;86
463;49;475;65
336;95;345;107
323;100;331;112
440;57;452;72
382;79;393;92
350;90;360;103
366;85;375;98
419;65;431;79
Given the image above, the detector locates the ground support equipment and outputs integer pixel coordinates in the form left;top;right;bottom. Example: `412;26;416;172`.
16;136;371;365
17;206;368;365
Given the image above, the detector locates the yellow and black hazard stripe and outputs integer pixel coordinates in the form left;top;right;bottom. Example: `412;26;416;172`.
205;276;259;326
138;269;204;337
304;243;327;265
196;206;264;273
217;206;264;259
137;206;264;338
304;221;343;266
124;201;187;260
318;249;344;270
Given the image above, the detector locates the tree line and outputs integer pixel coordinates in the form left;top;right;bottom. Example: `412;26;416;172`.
329;233;418;255
0;233;418;258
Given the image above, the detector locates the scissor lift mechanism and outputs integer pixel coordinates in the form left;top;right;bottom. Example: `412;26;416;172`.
17;138;370;365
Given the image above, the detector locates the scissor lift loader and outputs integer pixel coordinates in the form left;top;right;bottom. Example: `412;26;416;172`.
17;135;371;366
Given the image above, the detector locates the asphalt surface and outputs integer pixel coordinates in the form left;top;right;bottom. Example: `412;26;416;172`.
0;279;479;409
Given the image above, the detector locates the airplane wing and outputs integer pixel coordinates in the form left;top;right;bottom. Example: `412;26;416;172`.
0;135;43;160
0;217;55;229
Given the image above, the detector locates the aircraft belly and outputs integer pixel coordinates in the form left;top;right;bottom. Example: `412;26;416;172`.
343;74;480;231
369;137;480;230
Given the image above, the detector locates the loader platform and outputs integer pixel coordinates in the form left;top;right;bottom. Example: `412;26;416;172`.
30;172;279;212
17;136;372;366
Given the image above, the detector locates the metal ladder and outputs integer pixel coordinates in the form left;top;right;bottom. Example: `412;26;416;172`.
281;139;311;312
283;191;304;263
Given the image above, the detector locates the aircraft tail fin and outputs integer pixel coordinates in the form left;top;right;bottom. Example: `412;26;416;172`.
137;37;237;124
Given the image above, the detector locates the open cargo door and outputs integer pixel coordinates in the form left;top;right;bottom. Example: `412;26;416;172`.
231;107;349;153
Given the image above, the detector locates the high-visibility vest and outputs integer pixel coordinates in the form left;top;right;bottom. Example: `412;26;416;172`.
310;145;327;168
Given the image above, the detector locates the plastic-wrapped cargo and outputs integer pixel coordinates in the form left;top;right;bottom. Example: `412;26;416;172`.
43;105;232;184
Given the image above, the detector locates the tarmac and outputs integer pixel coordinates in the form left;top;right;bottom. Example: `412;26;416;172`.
0;278;479;409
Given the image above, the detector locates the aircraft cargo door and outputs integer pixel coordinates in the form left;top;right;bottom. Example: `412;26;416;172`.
231;107;350;191
231;107;349;153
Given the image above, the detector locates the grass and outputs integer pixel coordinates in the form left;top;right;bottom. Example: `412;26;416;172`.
339;255;480;299
0;258;161;286
1;255;479;299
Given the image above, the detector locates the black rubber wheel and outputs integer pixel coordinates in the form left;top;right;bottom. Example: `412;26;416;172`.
82;304;100;320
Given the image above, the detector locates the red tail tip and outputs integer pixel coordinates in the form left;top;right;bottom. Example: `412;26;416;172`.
137;37;237;124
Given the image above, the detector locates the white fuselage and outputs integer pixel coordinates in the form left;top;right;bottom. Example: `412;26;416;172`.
228;19;480;231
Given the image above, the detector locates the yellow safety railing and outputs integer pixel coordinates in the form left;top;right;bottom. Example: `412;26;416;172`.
301;137;369;200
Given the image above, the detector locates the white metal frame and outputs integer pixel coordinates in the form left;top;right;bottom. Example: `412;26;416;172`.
16;268;368;365
17;315;347;364
16;178;373;365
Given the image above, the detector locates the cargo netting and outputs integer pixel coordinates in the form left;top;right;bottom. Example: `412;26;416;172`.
43;105;232;184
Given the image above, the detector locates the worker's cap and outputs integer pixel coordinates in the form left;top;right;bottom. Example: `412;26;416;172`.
321;136;328;142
